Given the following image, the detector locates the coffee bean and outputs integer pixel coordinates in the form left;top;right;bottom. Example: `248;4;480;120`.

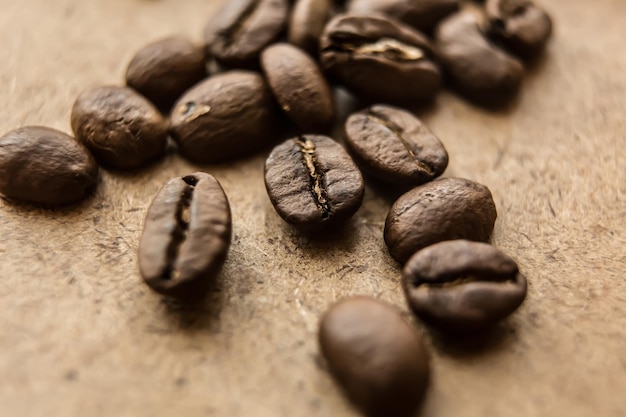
125;36;207;111
288;0;332;56
138;172;232;300
319;296;430;417
170;70;280;163
403;240;527;332
261;43;335;133
320;14;441;105
204;0;289;68
264;135;364;232
384;177;497;264
70;86;168;170
344;104;448;185
0;126;98;206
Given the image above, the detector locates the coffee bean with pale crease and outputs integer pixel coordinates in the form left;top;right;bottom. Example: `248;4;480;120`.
288;0;332;56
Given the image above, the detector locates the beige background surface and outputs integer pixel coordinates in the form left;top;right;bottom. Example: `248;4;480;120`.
0;0;625;416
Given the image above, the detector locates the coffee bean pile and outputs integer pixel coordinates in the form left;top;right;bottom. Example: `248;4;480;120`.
0;0;553;415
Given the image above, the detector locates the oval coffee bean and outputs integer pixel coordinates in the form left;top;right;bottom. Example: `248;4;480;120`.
344;104;448;185
0;126;98;206
320;14;441;105
403;240;527;332
71;86;168;169
261;43;335;133
170;70;280;163
288;0;332;56
264;135;364;233
384;177;497;264
319;296;430;417
138;172;232;299
125;36;207;111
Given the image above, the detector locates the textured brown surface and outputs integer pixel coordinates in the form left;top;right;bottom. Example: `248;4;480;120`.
0;1;625;416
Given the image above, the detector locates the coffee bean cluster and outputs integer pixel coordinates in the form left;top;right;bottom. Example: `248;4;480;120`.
0;0;552;416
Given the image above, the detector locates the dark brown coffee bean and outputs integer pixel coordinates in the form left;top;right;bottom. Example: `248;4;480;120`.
138;172;232;300
288;0;332;56
320;14;441;105
264;135;364;233
403;240;527;332
384;177;497;264
344;104;448;185
170;70;280;163
70;86;168;170
319;296;430;417
261;43;335;133
204;0;289;68
125;36;207;111
0;126;98;206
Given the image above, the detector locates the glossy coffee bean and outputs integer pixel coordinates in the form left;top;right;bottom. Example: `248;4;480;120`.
288;0;332;56
0;126;98;206
403;240;527;332
71;86;168;169
138;172;232;300
384;177;497;264
319;296;430;417
344;104;448;185
264;135;364;233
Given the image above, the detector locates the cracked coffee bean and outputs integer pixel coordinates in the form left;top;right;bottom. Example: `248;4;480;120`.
288;0;332;56
71;86;168;169
319;296;430;417
403;240;527;332
264;134;364;233
0;126;98;206
320;14;441;105
138;172;232;300
344;104;448;185
261;43;335;133
384;177;497;264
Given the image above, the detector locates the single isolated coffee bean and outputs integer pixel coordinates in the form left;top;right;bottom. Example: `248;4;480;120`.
319;296;430;417
125;36;207;111
0;126;98;206
138;172;232;300
264;135;364;233
71;86;168;169
170;70;280;163
204;0;289;68
384;177;497;264
403;240;527;332
288;0;332;56
344;104;448;185
320;14;441;105
261;43;335;133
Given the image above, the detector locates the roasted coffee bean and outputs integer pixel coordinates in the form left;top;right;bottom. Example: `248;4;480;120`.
288;0;332;56
320;14;441;105
125;36;207;111
264;135;364;233
319;296;430;417
384;177;497;264
170;70;280;163
403;240;527;332
138;172;232;299
0;126;98;206
204;0;289;68
344;104;448;185
261;43;335;133
435;10;524;105
71;86;168;169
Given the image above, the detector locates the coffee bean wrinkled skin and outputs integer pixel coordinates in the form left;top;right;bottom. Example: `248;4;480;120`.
264;135;364;233
403;240;527;332
320;14;441;105
0;126;98;206
125;36;207;111
384;177;497;263
71;86;168;169
261;43;335;133
170;71;280;163
204;0;288;68
138;172;232;300
344;104;448;185
288;0;332;56
319;296;430;417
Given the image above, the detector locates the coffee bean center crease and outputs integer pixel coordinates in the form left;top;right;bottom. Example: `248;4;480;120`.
296;137;331;219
